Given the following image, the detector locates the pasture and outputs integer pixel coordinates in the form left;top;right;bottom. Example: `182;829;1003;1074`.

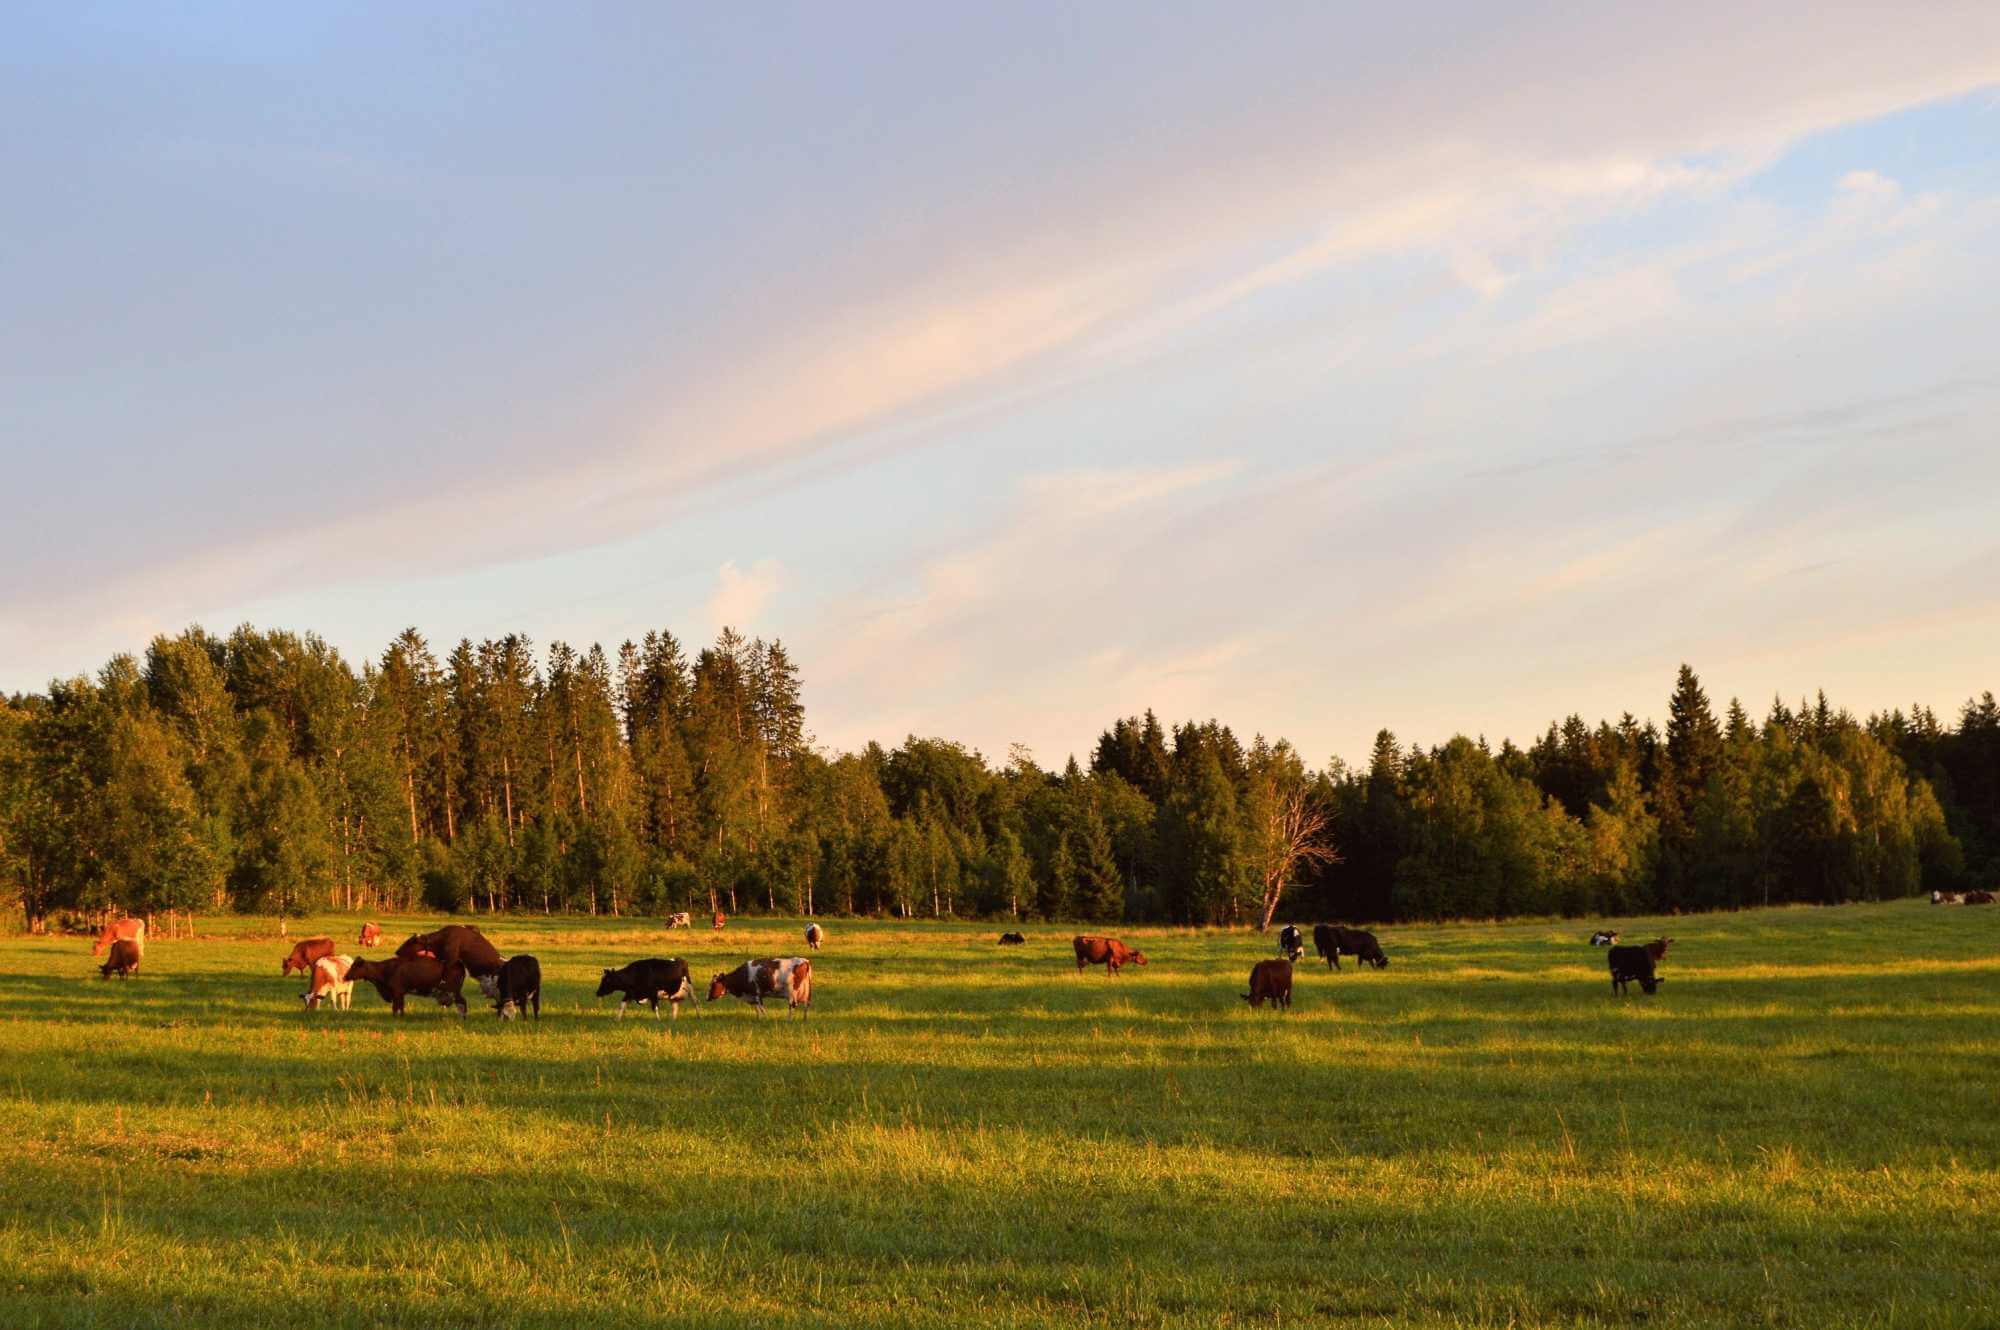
0;901;1995;1328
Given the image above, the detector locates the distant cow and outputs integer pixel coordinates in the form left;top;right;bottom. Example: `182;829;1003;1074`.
477;955;542;1020
282;936;337;976
1243;958;1293;1011
1073;935;1146;975
708;957;813;1019
998;932;1026;945
98;938;141;979
348;956;466;1014
667;912;692;929
804;922;824;951
1608;944;1663;996
92;917;146;958
597;958;694;1019
302;954;355;1010
1932;891;1964;905
1964;890;1996;906
1278;925;1304;962
1314;924;1388;970
397;925;504;985
358;922;382;947
712;912;727;930
1589;930;1619;946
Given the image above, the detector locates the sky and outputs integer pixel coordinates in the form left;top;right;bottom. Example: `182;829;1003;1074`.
5;3;2000;768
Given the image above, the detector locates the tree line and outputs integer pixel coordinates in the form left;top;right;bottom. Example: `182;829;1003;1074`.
0;628;1991;929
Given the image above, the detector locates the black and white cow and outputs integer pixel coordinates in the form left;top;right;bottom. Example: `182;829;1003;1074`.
477;954;542;1020
804;922;824;951
1277;924;1305;962
667;912;693;928
1589;930;1619;946
597;957;695;1019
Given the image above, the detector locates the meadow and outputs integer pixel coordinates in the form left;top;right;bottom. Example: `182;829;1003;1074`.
0;900;1995;1329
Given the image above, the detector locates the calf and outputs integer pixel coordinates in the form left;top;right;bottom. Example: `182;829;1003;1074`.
667;912;692;929
804;922;824;951
1277;924;1304;962
282;936;337;976
596;958;694;1019
358;922;382;947
302;954;355;1010
347;956;466;1014
1607;944;1663;996
997;932;1026;945
708;957;813;1019
1589;930;1619;946
99;938;141;979
1243;958;1293;1011
477;955;542;1020
1314;924;1388;970
1073;935;1146;975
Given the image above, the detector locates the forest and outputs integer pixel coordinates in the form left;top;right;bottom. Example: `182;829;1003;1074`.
0;624;1993;929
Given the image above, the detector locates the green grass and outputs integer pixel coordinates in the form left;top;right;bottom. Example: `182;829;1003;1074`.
1;901;1996;1328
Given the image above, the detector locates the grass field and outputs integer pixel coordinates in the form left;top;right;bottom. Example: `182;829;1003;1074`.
1;901;1996;1328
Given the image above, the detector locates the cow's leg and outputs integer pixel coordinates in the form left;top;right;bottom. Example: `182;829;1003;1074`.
618;998;628;1018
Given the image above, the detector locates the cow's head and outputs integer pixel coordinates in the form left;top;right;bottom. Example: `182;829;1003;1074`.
595;970;618;998
1130;950;1148;966
1638;975;1663;995
707;975;730;1001
497;998;518;1021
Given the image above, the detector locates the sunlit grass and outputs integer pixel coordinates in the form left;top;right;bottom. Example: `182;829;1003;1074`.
1;900;1997;1327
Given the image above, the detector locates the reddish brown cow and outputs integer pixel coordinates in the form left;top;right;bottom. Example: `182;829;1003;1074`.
1645;937;1674;962
712;912;727;930
347;956;466;1015
99;939;142;979
1073;935;1147;975
395;925;504;986
358;922;382;947
92;917;145;957
282;936;337;976
1243;958;1292;1010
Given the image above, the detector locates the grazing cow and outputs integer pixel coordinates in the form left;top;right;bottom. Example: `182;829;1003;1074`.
282;936;337;976
397;925;505;991
477;955;542;1020
1073;935;1146;975
92;917;146;958
1277;924;1305;962
1607;944;1663;996
1314;924;1388;970
1964;890;1996;906
98;938;141;979
712;912;727;930
667;912;692;929
347;956;466;1014
596;958;695;1019
708;957;813;1019
1243;958;1293;1011
1589;930;1619;946
358;922;382;947
997;932;1026;945
302;954;355;1010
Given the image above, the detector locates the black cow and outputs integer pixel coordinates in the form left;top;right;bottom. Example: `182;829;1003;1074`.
1607;944;1663;996
1314;924;1388;970
597;957;694;1019
1277;924;1304;962
478;954;542;1020
997;932;1026;945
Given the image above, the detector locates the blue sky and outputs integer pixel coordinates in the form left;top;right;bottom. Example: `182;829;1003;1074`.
4;4;1998;766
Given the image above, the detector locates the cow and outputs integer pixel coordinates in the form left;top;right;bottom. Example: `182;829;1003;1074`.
282;936;337;976
667;912;692;929
302;954;355;1010
596;958;695;1019
1073;935;1146;975
712;912;727;930
708;957;813;1019
1314;924;1388;970
98;938;141;979
1589;930;1619;946
477;955;542;1020
1243;958;1293;1010
358;922;382;947
804;922;824;951
397;924;504;994
1277;924;1305;962
92;917;146;958
347;956;467;1015
997;932;1026;945
1964;890;1996;905
1608;944;1663;996
1932;890;1964;905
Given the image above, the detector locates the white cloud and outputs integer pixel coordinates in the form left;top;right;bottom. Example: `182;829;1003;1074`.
707;559;783;633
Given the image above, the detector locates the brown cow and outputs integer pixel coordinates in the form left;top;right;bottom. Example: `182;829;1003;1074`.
347;956;466;1015
712;912;727;930
1243;958;1292;1010
358;922;382;947
1073;935;1146;975
92;917;145;957
99;938;142;979
1964;890;1996;905
396;925;504;986
282;936;337;976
